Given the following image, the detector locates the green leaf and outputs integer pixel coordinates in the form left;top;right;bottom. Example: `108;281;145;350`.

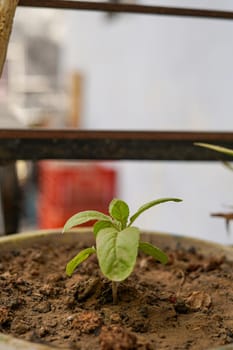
66;247;96;276
139;241;168;264
109;198;130;229
194;143;233;157
93;220;116;237
129;198;182;226
223;161;233;172
96;226;140;282
63;210;112;233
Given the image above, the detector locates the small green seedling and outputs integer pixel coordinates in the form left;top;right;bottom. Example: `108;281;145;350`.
195;142;233;231
63;197;182;303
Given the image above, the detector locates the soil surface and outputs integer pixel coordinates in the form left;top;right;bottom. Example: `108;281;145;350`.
1;233;233;350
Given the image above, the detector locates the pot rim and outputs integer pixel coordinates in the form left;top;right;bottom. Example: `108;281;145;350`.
1;228;232;260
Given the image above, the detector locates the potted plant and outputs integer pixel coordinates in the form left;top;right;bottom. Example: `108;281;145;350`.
1;197;233;350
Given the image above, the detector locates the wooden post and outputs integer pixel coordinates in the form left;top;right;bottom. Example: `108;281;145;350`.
0;163;21;234
0;0;19;77
68;72;83;128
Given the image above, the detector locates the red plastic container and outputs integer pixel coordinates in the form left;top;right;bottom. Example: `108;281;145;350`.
37;161;117;229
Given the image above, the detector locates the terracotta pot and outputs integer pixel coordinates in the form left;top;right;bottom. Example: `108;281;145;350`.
0;0;18;77
0;229;233;350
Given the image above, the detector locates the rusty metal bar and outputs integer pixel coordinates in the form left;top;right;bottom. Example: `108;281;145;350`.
0;129;233;162
18;0;233;21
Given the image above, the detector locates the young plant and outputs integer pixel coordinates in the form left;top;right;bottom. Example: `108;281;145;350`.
195;142;233;231
63;197;182;303
195;143;233;172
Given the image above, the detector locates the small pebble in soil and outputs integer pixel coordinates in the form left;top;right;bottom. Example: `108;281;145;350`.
63;334;70;339
174;300;190;314
138;306;149;318
119;312;129;322
47;319;58;328
33;301;51;313
39;284;56;296
211;314;223;322
0;306;9;325
185;291;211;311
225;336;233;344
110;312;122;324
72;311;103;334
204;256;225;272
38;326;50;337
75;277;100;301
10;319;30;335
66;315;75;322
30;269;40;277
130;319;149;333
139;257;155;270
225;328;233;344
99;325;137;350
31;252;45;263
65;296;77;309
46;273;64;283
226;329;233;338
8;296;24;310
184;339;193;349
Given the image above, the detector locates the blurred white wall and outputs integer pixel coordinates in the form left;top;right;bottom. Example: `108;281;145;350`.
7;1;233;243
61;1;233;244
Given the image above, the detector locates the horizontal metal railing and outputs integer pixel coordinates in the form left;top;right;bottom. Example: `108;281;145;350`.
0;129;233;162
18;1;233;21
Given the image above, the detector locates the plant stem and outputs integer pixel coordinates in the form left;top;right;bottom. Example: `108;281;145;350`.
112;281;118;304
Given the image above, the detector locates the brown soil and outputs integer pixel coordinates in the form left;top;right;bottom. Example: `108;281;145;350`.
0;232;233;350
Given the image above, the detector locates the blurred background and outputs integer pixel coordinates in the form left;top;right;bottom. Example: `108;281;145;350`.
0;0;233;243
